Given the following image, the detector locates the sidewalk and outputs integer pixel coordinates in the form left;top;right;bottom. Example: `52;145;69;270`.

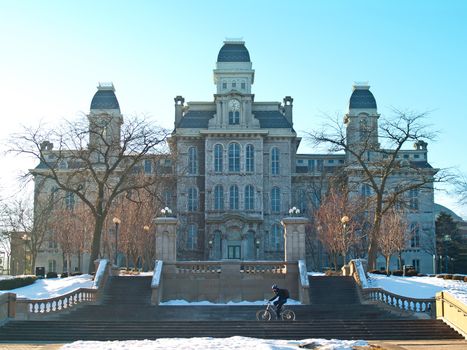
369;340;467;350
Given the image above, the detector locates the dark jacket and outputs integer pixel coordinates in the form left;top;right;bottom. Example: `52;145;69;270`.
269;288;288;301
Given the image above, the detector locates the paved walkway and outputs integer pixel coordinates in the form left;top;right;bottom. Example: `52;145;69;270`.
0;340;466;349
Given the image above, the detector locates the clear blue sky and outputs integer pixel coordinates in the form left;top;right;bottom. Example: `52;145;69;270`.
1;0;466;218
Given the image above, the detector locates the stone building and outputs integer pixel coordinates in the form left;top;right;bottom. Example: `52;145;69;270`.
31;40;438;274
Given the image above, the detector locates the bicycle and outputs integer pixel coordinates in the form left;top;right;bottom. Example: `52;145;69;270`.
256;301;296;321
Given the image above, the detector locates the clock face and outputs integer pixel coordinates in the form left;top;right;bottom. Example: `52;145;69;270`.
228;99;240;111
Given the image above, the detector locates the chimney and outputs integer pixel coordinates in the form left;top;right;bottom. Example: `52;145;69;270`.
283;96;293;125
174;96;185;127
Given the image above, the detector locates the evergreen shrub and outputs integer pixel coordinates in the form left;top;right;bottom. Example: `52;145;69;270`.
0;276;37;290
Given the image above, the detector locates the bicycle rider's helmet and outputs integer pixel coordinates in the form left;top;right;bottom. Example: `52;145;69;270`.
271;284;278;290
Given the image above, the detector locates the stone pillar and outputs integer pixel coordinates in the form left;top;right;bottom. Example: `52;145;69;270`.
281;216;309;262
154;217;179;263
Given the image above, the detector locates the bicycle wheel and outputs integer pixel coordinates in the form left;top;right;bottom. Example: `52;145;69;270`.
281;309;296;321
256;309;272;321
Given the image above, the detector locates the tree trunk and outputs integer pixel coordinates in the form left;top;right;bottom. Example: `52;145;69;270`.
88;216;104;273
385;255;391;276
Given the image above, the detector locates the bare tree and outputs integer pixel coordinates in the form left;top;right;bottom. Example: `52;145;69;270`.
377;209;408;275
314;187;360;270
307;110;441;269
9;115;169;273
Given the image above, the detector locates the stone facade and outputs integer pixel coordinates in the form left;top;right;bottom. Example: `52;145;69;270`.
30;40;438;274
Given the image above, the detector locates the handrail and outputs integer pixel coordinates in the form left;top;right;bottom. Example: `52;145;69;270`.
436;291;467;338
17;287;97;316
363;287;435;316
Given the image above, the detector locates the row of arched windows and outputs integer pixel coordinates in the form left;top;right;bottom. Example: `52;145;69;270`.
187;185;281;213
188;145;281;175
212;184;255;211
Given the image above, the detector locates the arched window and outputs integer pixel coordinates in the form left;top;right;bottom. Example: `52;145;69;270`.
188;147;197;175
228;143;240;172
271;147;279;175
214;185;224;210
271;187;280;213
245;144;254;172
187;224;197;250
271;224;284;251
229;185;239;210
214;144;223;173
245;185;254;210
188;187;198;212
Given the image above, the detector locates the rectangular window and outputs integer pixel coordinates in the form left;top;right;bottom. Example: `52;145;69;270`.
144;159;152;174
410;223;420;248
308;159;315;172
409;189;419;210
222;82;227;89
412;259;420;272
48;259;57;273
317;160;324;172
241;82;246;89
414;154;420;159
232;82;236;88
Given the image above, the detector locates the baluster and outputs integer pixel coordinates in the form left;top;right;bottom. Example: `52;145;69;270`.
46;302;51;312
40;303;45;313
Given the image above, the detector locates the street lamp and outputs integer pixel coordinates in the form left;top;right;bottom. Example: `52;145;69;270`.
443;234;451;273
112;217;121;267
341;215;350;265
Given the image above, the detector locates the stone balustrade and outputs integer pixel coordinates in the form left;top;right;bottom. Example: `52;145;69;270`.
362;288;435;316
15;288;97;320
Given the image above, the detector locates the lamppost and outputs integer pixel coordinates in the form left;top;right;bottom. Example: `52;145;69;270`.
112;217;121;267
443;234;451;273
341;215;350;265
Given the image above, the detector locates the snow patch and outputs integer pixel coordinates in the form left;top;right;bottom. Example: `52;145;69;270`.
160;299;302;306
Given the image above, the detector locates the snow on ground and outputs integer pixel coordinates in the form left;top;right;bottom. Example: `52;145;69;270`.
0;274;94;299
368;273;467;303
61;336;367;350
307;272;325;276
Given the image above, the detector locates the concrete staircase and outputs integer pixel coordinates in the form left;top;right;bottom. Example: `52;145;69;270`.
0;275;463;341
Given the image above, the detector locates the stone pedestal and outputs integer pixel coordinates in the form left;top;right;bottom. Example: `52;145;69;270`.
154;217;179;263
281;216;309;262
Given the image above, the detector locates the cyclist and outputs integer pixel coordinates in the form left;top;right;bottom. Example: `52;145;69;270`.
269;284;289;319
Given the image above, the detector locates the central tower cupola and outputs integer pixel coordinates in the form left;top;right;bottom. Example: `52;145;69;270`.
213;40;255;95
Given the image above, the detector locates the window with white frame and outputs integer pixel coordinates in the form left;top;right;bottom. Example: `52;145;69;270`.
410;223;420;248
214;185;224;210
187;224;197;250
271;147;279;175
188;147;198;175
188;187;198;212
48;259;57;273
228;143;240;172
245;144;254;172
271;187;281;213
244;185;254;210
230;185;239;210
214;144;223;173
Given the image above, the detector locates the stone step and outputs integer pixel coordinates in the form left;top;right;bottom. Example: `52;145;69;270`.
0;320;462;341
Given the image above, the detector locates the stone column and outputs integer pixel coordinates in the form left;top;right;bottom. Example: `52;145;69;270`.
154;217;179;263
281;216;309;262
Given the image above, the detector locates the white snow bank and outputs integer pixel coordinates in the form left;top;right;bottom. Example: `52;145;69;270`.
307;272;325;276
0;274;94;299
368;273;467;304
61;336;367;350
